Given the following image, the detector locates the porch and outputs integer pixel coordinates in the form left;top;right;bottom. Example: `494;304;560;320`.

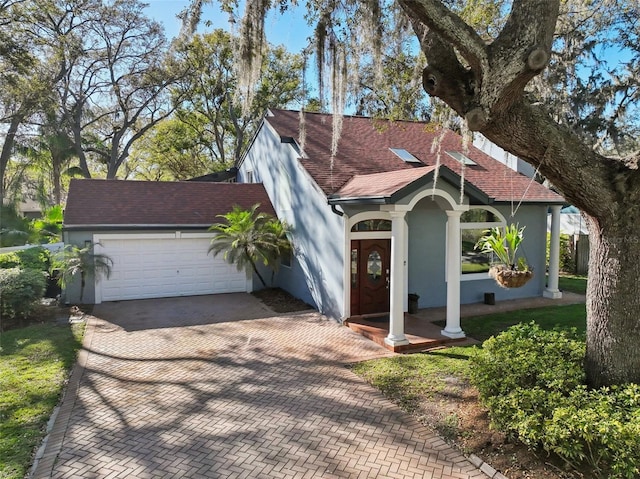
345;291;586;353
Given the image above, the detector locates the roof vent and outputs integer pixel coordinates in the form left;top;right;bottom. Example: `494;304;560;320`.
390;148;422;164
446;150;477;166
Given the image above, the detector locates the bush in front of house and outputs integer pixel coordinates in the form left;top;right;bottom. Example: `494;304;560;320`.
0;247;51;271
471;322;639;479
544;384;640;479
0;268;47;320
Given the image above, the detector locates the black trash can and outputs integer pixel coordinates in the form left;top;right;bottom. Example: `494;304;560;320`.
408;293;420;314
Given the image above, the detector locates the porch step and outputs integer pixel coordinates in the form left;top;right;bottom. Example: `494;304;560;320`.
345;317;469;353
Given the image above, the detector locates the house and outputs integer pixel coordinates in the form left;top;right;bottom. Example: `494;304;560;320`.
62;180;275;304
237;109;566;345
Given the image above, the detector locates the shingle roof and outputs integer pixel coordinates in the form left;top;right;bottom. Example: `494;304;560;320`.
266;109;564;204
335;167;437;199
64;179;276;228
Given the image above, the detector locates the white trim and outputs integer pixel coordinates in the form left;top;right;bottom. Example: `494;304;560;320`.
347;210;392;229
405;187;466;211
94;232;216;241
345;210;394;320
350;231;392;240
463;205;507;224
461;272;492;281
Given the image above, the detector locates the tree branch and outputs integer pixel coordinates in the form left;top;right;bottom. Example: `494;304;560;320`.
398;0;487;74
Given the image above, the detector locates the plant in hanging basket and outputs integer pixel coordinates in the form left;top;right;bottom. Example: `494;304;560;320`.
475;224;533;288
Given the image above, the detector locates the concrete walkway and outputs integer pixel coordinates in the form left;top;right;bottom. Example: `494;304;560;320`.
32;293;488;479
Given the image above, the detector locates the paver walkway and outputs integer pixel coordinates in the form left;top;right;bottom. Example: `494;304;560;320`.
33;294;488;479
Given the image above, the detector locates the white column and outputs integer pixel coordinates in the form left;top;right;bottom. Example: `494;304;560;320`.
385;210;409;347
544;205;563;299
403;219;409;312
442;210;465;339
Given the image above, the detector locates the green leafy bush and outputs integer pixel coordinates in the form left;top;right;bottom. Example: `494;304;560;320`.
0;268;46;320
545;385;640;479
471;323;640;478
471;322;585;398
0;247;51;271
0;252;20;269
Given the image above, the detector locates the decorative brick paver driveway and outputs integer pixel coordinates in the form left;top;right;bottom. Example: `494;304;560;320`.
33;294;487;479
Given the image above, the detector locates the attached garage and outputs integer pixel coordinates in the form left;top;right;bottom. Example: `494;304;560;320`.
94;234;248;303
63;179;276;304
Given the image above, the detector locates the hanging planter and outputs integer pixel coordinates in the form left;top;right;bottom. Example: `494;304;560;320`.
475;224;533;289
489;265;533;288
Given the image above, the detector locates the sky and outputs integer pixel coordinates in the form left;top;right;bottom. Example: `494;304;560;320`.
143;0;311;53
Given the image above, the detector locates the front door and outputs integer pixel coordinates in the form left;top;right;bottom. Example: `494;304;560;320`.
350;239;391;316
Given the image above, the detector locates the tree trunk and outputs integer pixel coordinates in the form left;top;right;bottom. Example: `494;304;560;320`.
585;215;640;387
0;115;24;201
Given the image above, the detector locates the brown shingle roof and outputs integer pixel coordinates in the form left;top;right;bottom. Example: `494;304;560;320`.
335;167;437;199
266;109;564;204
64;179;276;228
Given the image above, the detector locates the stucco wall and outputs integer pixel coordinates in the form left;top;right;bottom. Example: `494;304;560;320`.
239;121;346;318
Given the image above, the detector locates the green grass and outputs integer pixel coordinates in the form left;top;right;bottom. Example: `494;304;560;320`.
461;263;490;274
437;303;586;343
0;322;84;479
351;346;475;412
558;274;587;294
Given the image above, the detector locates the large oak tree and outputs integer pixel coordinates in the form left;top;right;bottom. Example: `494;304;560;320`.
401;0;639;388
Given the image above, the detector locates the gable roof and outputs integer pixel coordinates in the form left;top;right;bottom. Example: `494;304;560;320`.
64;179;275;230
264;109;564;204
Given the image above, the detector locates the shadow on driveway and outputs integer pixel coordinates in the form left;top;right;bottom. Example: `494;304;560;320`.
93;293;278;332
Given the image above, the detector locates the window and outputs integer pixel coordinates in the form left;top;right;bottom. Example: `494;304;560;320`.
245;170;254;183
460;208;504;275
390;148;422;164
281;249;292;268
461;228;494;274
461;209;496;223
446;150;477;166
351;219;392;232
367;251;382;281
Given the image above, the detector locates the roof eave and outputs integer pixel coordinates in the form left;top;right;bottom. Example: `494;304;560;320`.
327;196;389;205
63;224;214;231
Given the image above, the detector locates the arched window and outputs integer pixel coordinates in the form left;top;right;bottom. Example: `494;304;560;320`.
351;219;392;232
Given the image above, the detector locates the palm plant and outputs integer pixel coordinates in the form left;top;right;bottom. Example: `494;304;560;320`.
475;223;527;270
54;243;113;304
208;204;291;287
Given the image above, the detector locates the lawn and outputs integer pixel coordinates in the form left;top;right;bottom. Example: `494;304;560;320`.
558;273;587;294
455;303;586;342
0;320;84;479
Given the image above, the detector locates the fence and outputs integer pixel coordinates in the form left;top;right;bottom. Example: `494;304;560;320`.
575;234;589;275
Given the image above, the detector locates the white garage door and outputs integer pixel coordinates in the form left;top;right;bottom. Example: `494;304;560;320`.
96;236;247;302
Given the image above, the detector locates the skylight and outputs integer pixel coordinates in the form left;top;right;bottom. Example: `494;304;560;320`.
390;148;422;164
446;150;477;166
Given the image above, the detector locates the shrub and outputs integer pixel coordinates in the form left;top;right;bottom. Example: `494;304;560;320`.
0;252;21;269
471;322;585;399
0;268;47;320
471;323;640;478
0;247;50;271
546;232;576;273
545;385;640;479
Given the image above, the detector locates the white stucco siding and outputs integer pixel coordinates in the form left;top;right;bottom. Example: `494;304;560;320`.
239;122;346;319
